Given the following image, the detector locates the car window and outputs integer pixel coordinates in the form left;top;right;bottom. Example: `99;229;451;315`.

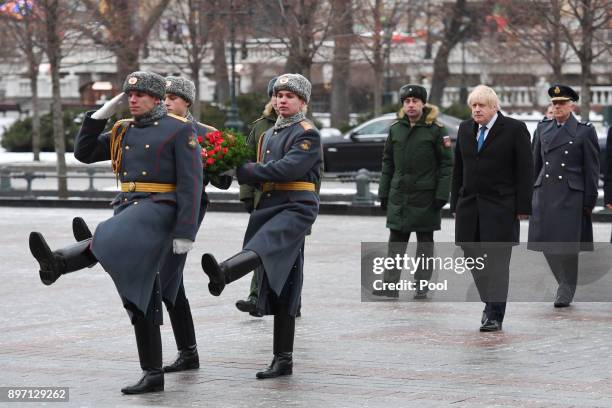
355;118;394;135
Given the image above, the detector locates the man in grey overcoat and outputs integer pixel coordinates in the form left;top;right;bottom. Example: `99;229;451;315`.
528;84;600;307
28;71;203;394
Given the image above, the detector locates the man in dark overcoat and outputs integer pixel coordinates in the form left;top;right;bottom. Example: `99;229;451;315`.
450;85;533;332
375;84;453;299
528;84;600;307
28;71;203;394
200;73;322;379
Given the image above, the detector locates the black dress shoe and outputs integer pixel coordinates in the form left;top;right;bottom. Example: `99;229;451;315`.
371;289;399;298
554;301;571;308
163;346;199;373
256;352;293;379
121;369;164;394
249;309;264;317
413;291;428;300
480;318;502;332
236;297;257;313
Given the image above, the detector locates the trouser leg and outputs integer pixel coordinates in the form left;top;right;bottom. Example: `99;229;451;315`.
383;229;411;284
413;231;434;295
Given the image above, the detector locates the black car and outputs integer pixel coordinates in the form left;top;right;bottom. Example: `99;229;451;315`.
322;113;461;173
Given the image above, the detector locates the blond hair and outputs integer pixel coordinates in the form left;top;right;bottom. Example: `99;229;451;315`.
467;85;500;110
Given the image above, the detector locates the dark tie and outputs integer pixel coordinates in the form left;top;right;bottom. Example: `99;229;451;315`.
477;126;487;152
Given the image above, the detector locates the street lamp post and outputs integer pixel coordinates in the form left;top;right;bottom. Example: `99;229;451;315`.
224;0;243;131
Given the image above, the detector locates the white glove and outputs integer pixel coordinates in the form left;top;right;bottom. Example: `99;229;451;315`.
220;169;236;177
91;92;125;119
173;239;193;255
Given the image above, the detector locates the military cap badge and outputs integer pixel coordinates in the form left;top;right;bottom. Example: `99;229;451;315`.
554;86;560;95
279;77;289;84
128;77;138;85
166;80;172;87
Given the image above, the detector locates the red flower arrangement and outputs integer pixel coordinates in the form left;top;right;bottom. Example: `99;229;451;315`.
198;129;251;175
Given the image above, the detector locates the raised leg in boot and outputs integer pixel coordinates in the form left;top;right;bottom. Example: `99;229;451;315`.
121;318;164;394
201;250;261;296
29;232;96;286
72;217;93;241
163;285;199;373
256;303;294;379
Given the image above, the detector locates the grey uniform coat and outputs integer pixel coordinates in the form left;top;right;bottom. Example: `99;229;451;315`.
236;120;322;317
159;121;232;306
528;114;599;253
74;112;203;318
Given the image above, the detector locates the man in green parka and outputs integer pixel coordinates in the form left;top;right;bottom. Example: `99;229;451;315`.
374;84;453;299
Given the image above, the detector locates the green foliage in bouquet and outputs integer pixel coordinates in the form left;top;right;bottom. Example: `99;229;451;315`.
199;129;253;175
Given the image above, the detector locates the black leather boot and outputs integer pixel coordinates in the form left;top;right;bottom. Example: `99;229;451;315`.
72;217;93;241
163;345;199;373
164;291;199;372
29;232;96;286
256;304;295;379
121;319;164;394
256;352;293;379
201;250;261;296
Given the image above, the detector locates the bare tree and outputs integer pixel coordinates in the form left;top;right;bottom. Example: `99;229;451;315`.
1;1;44;160
154;0;212;120
206;0;230;104
353;0;404;115
501;0;570;83
37;0;82;198
80;0;171;86
253;0;334;78
428;0;473;106
330;0;353;127
560;0;612;120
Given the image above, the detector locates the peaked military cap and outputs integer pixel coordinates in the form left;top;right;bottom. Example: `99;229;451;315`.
123;71;166;100
165;76;196;105
399;84;427;104
548;84;579;102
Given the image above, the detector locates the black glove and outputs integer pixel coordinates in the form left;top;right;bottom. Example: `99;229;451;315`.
380;197;388;211
433;199;447;210
243;199;254;214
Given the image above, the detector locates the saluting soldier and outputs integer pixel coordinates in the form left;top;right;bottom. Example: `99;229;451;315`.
528;84;600;308
235;76;278;317
28;71;203;394
160;76;231;372
201;73;322;379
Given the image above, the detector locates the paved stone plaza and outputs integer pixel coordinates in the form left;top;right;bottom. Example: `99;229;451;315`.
1;207;612;407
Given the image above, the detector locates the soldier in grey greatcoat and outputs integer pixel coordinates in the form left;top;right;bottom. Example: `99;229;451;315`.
28;71;203;394
160;76;231;372
528;84;600;307
200;73;321;379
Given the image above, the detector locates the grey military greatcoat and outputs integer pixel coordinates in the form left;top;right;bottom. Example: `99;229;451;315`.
236;120;322;317
528;114;599;253
158;121;231;306
74;112;203;320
